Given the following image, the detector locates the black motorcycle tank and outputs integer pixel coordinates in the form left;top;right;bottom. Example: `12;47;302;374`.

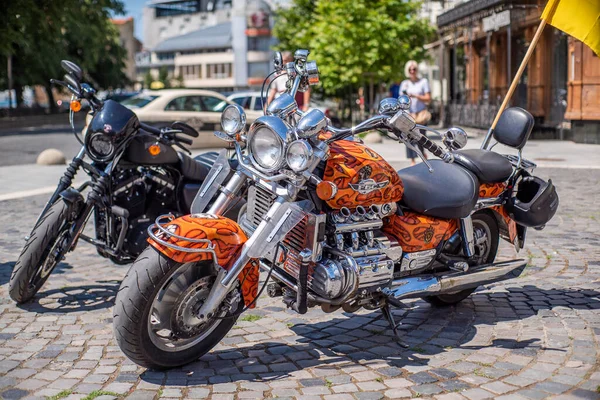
124;133;179;165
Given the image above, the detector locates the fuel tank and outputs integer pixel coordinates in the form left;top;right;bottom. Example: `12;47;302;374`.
323;140;403;209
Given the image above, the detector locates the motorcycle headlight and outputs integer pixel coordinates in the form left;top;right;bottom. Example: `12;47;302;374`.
87;132;115;161
248;116;289;172
286;140;313;172
221;104;246;136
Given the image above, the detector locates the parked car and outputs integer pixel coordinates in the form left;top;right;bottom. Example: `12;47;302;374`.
119;89;262;148
227;91;265;112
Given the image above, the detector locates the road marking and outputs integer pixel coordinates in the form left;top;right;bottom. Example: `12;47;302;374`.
0;186;57;202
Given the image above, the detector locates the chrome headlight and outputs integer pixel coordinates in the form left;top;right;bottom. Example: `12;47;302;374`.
286;140;312;172
247;116;289;172
87;132;115;161
221;104;246;136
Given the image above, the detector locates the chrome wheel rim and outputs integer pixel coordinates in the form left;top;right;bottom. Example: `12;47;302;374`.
473;219;492;264
147;263;230;352
30;229;69;288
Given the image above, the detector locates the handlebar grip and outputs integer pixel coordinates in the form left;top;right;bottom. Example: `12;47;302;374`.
416;134;445;158
140;122;162;135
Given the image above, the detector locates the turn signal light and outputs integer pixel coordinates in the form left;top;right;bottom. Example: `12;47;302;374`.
316;181;337;200
148;144;161;156
70;100;82;112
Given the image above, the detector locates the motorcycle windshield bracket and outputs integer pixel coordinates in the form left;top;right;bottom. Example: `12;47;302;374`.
246;200;314;259
191;150;231;214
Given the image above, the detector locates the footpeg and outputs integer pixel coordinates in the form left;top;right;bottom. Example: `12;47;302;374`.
449;261;469;272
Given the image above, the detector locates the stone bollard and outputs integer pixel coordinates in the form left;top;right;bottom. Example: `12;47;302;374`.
37;149;66;165
363;131;383;144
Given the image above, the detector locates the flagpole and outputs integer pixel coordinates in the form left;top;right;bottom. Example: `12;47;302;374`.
481;18;548;149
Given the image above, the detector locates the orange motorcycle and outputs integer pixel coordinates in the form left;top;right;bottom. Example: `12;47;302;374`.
113;50;559;369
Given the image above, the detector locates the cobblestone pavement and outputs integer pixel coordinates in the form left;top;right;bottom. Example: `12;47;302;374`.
0;168;599;400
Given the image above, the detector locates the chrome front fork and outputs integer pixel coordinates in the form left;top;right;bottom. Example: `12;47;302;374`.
195;175;288;322
460;216;475;258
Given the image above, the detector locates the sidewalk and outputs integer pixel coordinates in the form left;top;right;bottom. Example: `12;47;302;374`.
1;133;599;202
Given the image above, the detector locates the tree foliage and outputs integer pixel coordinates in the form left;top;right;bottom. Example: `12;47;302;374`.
0;0;129;108
273;0;434;95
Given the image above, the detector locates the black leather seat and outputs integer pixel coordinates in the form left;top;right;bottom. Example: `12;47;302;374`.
178;152;216;181
453;149;513;183
397;160;479;219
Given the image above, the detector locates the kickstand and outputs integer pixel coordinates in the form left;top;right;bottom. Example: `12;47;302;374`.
381;303;409;348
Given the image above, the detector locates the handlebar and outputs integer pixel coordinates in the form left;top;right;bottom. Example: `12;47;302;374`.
140;122;162;135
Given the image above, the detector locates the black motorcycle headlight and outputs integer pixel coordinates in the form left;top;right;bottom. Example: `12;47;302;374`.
87;132;115;162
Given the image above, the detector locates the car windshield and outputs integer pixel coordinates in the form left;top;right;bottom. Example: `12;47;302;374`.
202;96;229;112
121;95;159;109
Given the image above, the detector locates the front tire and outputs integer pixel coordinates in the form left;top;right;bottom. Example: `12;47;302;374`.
424;211;499;307
113;247;242;369
9;200;72;303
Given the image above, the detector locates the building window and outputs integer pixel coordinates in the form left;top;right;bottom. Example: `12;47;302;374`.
180;65;202;79
157;52;175;61
248;62;269;78
179;48;230;55
207;63;232;79
247;37;271;52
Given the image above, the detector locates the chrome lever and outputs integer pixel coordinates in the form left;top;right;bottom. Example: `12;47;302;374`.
405;141;434;172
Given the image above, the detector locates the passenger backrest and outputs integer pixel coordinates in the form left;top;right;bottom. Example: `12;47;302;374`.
493;107;534;149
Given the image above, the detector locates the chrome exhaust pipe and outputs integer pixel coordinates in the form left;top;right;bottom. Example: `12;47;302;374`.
383;259;527;300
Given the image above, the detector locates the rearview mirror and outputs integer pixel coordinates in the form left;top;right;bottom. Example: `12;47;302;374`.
442;127;468;150
64;74;81;93
273;52;283;72
61;60;83;80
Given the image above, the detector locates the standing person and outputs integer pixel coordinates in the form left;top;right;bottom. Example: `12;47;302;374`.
267;52;311;111
399;60;432;165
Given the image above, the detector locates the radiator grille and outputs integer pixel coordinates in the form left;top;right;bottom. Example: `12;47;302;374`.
247;185;277;228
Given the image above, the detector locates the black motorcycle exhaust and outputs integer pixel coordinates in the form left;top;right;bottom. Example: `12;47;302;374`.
383;259;527;301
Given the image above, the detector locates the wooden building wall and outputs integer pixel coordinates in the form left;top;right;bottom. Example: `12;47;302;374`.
565;39;600;121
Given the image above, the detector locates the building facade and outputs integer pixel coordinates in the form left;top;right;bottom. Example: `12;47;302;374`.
429;0;600;142
136;0;276;91
112;17;143;85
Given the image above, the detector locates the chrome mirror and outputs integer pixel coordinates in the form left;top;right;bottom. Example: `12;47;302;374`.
397;95;411;110
378;97;399;115
273;51;283;72
305;61;319;85
296;109;328;139
442;127;468;150
266;93;298;119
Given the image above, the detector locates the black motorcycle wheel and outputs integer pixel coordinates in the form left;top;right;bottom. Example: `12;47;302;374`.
9;200;72;303
424;212;499;307
113;246;242;369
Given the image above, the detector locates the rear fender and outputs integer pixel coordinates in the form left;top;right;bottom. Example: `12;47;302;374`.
147;213;259;307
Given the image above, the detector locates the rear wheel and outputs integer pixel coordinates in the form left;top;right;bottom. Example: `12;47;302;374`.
424;212;499;306
113;247;242;369
9;200;73;303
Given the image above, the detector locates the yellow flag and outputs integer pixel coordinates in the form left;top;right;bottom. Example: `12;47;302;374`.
541;0;600;55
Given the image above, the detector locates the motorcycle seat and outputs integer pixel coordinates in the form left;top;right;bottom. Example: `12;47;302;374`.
397;160;479;219
452;149;513;183
178;152;216;181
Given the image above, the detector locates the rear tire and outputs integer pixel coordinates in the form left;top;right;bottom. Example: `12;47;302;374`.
113;247;242;369
424;212;499;307
9;200;72;303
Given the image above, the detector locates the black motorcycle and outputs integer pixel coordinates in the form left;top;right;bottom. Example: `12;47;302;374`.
9;60;223;303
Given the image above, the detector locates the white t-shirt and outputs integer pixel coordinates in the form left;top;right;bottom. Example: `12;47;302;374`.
271;74;287;98
400;78;430;114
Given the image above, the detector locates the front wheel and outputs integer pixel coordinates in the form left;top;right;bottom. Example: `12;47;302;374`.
424;211;499;307
113;247;242;369
9;200;74;303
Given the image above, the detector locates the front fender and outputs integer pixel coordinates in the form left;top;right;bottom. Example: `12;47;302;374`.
147;214;259;307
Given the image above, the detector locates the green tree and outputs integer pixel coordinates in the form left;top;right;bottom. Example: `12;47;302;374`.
0;0;129;110
158;67;171;89
143;71;154;89
273;0;434;95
